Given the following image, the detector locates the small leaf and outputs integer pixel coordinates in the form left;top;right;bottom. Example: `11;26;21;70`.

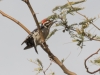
76;28;81;34
72;39;77;42
34;67;42;72
36;59;43;68
61;58;65;63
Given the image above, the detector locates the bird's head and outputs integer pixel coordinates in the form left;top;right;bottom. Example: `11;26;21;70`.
41;18;56;28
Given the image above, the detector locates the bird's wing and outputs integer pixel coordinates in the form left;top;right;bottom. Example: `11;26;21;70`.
21;35;38;54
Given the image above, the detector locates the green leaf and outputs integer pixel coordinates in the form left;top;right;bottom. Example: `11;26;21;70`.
52;0;85;11
36;59;43;68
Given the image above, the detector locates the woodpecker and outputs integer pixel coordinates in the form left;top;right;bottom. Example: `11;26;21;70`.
21;18;56;54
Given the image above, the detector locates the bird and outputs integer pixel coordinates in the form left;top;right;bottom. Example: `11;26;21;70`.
21;18;56;54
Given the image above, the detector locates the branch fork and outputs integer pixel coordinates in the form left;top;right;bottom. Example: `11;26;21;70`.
0;0;76;74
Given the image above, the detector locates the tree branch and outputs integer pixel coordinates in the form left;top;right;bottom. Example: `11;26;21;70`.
22;0;45;43
0;0;76;74
22;0;76;75
84;49;100;74
0;10;31;34
67;0;100;31
40;44;76;75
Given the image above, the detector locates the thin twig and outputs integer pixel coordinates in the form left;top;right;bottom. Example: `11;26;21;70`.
67;0;100;30
84;49;100;74
76;12;100;30
44;61;52;72
43;61;52;75
64;52;71;61
67;0;100;42
0;0;77;74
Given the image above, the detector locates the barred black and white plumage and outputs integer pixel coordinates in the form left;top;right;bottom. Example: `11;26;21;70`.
21;19;56;54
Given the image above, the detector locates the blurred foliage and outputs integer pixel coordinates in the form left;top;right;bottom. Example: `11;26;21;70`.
45;0;100;49
48;70;55;75
52;0;85;11
28;59;54;75
61;58;65;63
30;0;100;74
28;59;43;74
90;57;100;66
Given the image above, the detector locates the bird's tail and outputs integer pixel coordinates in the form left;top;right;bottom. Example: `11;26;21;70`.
21;36;38;54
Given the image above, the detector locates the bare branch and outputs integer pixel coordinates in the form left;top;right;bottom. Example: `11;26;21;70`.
22;0;45;43
0;1;76;74
40;44;76;75
0;10;31;34
84;49;100;74
22;0;76;74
